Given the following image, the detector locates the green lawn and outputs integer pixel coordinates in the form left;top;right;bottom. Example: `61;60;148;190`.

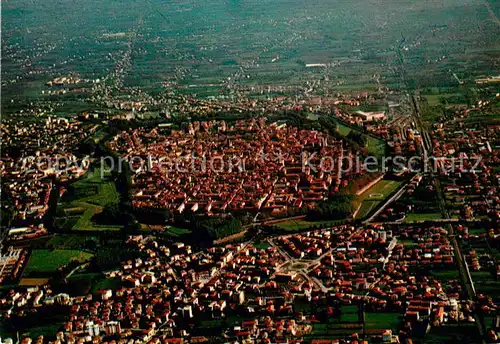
68;272;121;294
424;324;481;344
254;242;271;250
355;200;381;220
403;212;442;223
56;164;121;231
24;249;93;276
274;219;346;232
429;269;460;280
365;312;401;330
357;180;402;202
337;123;352;136
63;165;119;206
341;305;360;323
309;323;360;337
91;277;121;292
424;93;466;106
165;226;192;238
467;228;487;235
198;319;224;329
355;180;403;219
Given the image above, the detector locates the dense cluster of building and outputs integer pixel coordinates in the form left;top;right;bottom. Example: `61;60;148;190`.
109;119;344;215
0;247;27;285
1;118;93;226
431;112;500;220
1;88;499;343
3;219;492;344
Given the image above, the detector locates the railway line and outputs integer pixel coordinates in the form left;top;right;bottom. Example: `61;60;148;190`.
401;62;487;342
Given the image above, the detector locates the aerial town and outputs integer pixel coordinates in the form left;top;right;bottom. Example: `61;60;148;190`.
2;0;500;343
1;84;500;344
109;118;344;215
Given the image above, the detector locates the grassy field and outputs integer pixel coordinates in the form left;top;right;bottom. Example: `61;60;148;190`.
429;269;460;280
337;123;352;136
24;249;93;276
337;122;386;156
308;323;359;338
92;277;121;292
67;272;121;294
165;226;193;238
254;241;271;250
423;91;468;107
403;212;442;223
467;227;487;235
355;201;379;220
471;271;500;302
56;164;121;231
20;324;63;341
274;219;346;232
355;180;403;219
358;180;403;201
365;312;401;330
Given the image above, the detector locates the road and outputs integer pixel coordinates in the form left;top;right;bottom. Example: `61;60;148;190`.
362;181;408;224
365;237;398;293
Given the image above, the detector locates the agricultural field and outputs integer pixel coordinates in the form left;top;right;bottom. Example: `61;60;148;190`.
24;249;93;276
55;164;121;231
471;271;500;301
4;0;500;114
421;87;471;107
355;179;403;220
355;201;380;220
359;180;403;200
